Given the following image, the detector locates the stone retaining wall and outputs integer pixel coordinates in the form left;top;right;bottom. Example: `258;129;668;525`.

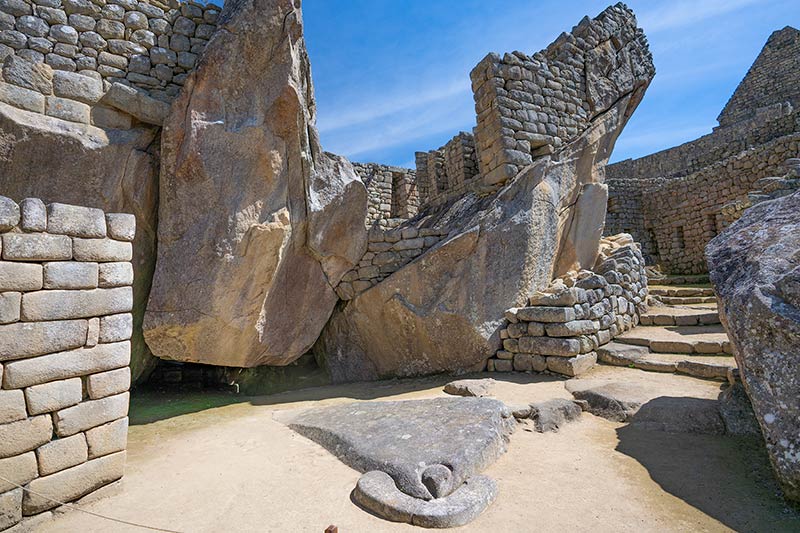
0;195;134;531
487;235;647;377
336;225;449;300
0;0;219;127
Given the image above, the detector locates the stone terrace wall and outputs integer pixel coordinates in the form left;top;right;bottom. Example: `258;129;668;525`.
415;131;480;209
641;133;800;274
604;176;664;262
0;195;134;530
353;162;419;228
717;26;800;128
0;0;219;127
487;235;647;377
469;4;653;186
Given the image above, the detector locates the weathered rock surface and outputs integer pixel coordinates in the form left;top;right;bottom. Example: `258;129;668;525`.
707;190;800;502
281;397;513;493
528;398;583;433
315;9;653;382
143;0;367;367
443;378;496;397
0;102;159;383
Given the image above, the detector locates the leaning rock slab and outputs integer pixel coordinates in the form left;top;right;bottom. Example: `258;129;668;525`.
707;190;800;502
144;0;366;367
280;397;514;526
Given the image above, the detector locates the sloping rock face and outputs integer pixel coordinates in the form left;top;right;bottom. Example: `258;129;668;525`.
0;103;159;382
143;0;367;367
315;7;654;382
707;190;800;503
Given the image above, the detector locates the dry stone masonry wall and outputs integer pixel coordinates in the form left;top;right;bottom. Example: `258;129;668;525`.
0;0;219;127
0;195;134;531
414;131;481;209
352;162;419;228
488;235;648;377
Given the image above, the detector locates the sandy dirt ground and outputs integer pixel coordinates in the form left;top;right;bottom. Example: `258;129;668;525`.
34;367;800;533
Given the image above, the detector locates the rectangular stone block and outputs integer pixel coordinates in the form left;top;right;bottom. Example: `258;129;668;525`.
36;433;88;476
24;377;82;415
53;391;129;437
97;262;133;287
90;105;133;130
545;320;599;337
19;198;46;232
0;319;88;361
46;203;107;238
546;352;597;377
1;234;71;261
43;261;99;289
0;291;20;324
0;415;52;459
516;306;576;323
105;213;135;241
0;389;26;424
20;286;133;321
72;238;132;262
0;452;37;493
86;417;127;459
45;95;91;123
0;488;22;531
86;317;99;347
528;288;586;306
518;336;581;356
3;341;130;389
0;81;45;113
0;262;43;291
22;451;125;515
86;367;130;399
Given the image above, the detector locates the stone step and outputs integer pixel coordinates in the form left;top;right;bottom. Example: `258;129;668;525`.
648;285;716;297
647;274;710;286
614;325;732;355
654;295;717;305
640;306;720;326
597;342;735;380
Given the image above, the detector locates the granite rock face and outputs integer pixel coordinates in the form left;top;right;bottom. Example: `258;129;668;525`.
0;103;159;383
707;190;800;502
281;397;514;527
143;0;367;367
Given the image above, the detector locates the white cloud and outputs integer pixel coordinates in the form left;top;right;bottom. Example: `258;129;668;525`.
637;0;761;33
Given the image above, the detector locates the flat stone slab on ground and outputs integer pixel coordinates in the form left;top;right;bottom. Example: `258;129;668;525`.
443;378;496;397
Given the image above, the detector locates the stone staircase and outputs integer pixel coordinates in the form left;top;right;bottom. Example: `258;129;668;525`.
597;282;738;380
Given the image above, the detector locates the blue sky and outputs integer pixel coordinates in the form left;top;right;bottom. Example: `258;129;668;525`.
303;0;798;168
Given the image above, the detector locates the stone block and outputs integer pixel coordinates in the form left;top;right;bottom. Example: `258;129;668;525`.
516;306;576;323
43;261;98;289
512;353;532;372
0;195;19;231
1;55;52;93
0;488;21;531
90;105;133;130
518;336;581;356
104;213;135;242
86;317;99;347
545;319;598;337
0;452;37;493
531;353;547;372
0;262;42;291
528;288;585;306
20;287;133;321
97;262;133;287
85;417;127;459
35;433;87;475
1;233;71;261
0;81;46;112
546;352;597;377
0;389;26;424
101;81;168;125
0;292;20;324
22;451;125;515
0;414;52;458
24;377;82;415
72;238;132;262
19;198;46;232
3;341;130;388
0;319;88;361
86;367;130;399
53;391;129;437
45;95;90;123
47;203;107;239
98;313;132;343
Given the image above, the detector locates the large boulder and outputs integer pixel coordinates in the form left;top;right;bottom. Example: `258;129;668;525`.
143;0;367;367
707;190;800;503
0;102;159;383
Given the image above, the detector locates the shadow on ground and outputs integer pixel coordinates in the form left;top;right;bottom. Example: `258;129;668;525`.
616;398;800;532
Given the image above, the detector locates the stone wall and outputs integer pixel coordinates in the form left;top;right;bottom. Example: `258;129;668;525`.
414;131;481;208
352;162;419;228
469;5;653;187
487;235;647;377
0;195;134;530
0;0;219;127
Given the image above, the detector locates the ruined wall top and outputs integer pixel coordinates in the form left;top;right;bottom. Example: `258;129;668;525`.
717;26;800;128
